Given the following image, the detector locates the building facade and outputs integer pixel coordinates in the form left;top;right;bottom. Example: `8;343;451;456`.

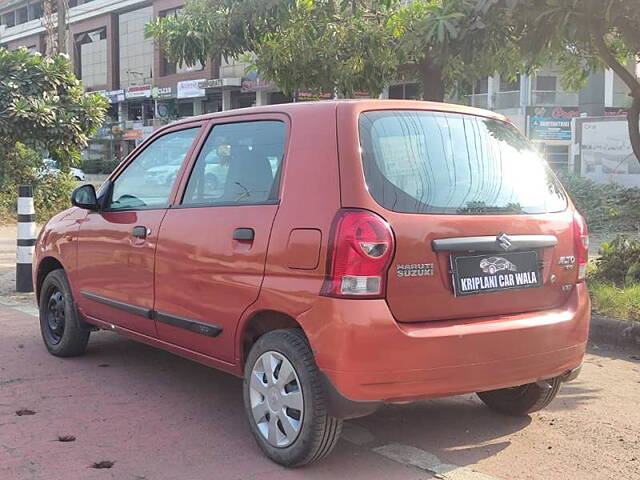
463;63;638;172
1;0;637;173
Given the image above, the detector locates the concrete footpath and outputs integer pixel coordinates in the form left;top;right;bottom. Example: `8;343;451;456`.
1;303;639;480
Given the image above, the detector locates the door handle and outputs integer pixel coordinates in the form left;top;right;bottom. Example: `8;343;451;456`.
233;228;254;241
131;225;149;239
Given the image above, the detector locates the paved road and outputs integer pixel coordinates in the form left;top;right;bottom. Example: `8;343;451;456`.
1;303;639;480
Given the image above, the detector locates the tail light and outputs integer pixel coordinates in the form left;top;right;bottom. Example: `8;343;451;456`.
321;209;394;298
573;211;589;282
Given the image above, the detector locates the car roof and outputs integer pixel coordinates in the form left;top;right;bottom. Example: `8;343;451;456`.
168;99;509;128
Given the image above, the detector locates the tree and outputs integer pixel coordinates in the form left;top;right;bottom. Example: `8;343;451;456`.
0;47;107;186
252;1;398;97
147;0;523;100
504;0;640;164
390;0;526;101
146;0;398;97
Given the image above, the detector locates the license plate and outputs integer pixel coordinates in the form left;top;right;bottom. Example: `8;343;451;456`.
452;251;541;296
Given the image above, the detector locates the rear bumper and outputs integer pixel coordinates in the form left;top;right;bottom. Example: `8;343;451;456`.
300;283;590;410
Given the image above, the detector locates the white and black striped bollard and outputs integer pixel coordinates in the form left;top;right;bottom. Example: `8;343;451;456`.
16;185;36;293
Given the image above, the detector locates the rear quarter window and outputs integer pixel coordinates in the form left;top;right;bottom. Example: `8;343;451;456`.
359;110;568;215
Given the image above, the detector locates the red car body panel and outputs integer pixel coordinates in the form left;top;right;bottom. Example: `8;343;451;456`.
33;100;590;406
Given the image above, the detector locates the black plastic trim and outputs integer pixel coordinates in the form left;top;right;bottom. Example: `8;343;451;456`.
17;239;36;246
170;200;279;209
432;234;558;253
81;291;152;319
17;214;35;222
154;311;222;337
319;371;382;419
233;228;255;241
79;292;223;337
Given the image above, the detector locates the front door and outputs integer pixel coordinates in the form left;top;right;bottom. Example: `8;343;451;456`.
75;126;201;336
153;118;287;362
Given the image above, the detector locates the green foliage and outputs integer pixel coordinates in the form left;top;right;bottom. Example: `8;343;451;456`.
146;0;523;100
589;281;640;323
503;0;640;162
558;173;640;233
0;47;108;180
0;144;76;224
254;2;398;97
390;0;526;98
592;235;640;287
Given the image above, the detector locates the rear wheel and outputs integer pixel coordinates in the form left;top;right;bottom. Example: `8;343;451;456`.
477;377;562;416
39;269;90;357
243;329;342;467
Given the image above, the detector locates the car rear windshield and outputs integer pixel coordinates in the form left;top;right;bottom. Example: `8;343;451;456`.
359;110;568;215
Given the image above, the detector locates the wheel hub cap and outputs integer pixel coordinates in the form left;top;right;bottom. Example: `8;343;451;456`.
249;351;304;448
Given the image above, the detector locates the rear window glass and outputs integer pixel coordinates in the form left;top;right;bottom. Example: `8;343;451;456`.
359;110;567;215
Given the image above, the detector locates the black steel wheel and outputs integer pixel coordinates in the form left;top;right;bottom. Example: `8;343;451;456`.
43;287;66;345
39;269;90;357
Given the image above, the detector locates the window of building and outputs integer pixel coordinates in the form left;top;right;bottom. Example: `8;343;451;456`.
182;121;286;206
29;2;42;20
388;83;420;100
2;12;15;27
16;7;28;24
474;78;489;94
177;102;195;118
119;7;154;88
499;75;520;92
536;76;557;91
76;28;108;89
159;8;203;76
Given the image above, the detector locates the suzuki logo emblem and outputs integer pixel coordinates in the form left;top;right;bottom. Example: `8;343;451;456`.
496;233;512;251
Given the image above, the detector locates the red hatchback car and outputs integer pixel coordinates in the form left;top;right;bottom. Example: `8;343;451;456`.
34;100;590;466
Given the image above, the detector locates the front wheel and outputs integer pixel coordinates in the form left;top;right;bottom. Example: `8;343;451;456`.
477;377;562;416
39;269;90;357
243;329;342;467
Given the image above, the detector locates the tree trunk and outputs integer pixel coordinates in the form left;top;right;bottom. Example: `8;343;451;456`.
628;97;640;165
418;61;445;102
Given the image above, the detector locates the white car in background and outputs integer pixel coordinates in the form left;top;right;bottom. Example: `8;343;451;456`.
42;159;86;181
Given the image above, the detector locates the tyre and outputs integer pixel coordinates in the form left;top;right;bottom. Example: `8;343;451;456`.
477;377;562;416
243;329;343;467
39;269;90;357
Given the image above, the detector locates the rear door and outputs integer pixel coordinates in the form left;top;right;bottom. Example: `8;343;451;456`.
153;116;287;362
340;105;579;323
75;126;202;335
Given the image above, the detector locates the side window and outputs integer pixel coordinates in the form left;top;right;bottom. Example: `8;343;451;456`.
183;121;285;206
108;128;199;210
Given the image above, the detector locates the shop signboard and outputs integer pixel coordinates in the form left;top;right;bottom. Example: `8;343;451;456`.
152;86;175;99
241;72;275;92
527;106;580;141
605;107;629;117
574;115;640;188
126;85;152;99
103;89;125;103
198;78;243;89
177;79;206;99
122;129;143;140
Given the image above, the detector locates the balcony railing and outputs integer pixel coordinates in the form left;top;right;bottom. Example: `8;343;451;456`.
466;93;489;109
611;93;633;109
531;90;579;106
494;90;521;109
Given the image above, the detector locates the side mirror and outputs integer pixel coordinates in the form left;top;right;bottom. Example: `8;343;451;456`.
71;184;99;211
